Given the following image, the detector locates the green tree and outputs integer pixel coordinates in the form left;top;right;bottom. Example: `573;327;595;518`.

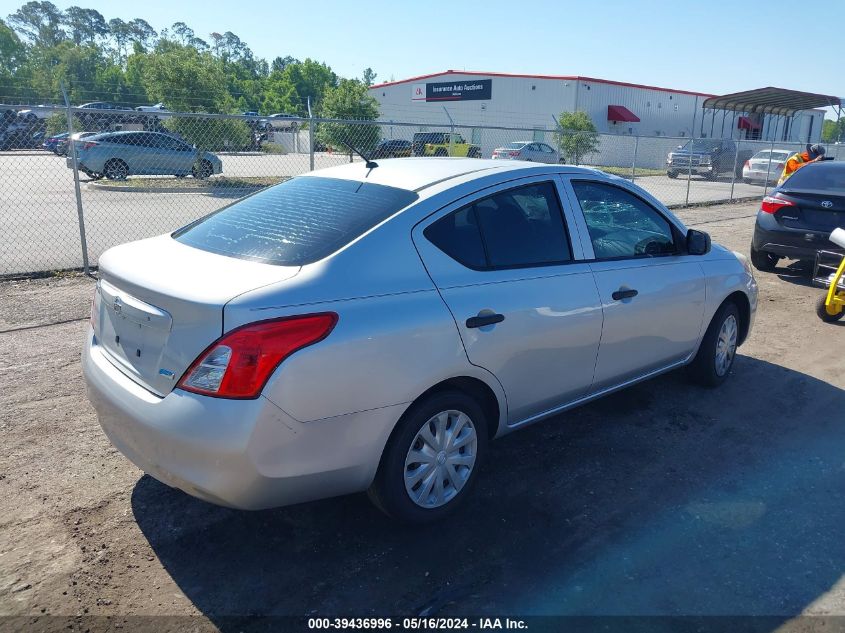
126;18;156;51
317;78;380;158
554;110;599;165
62;6;107;45
362;67;377;86
142;44;226;112
822;118;844;143
165;116;251;151
0;18;25;88
7;0;64;46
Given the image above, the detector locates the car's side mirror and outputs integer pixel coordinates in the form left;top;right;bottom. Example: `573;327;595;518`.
686;229;711;255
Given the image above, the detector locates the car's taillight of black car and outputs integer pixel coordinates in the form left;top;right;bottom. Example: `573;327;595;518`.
751;161;845;272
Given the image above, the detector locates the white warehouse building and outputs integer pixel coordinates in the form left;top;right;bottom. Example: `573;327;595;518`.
369;70;830;167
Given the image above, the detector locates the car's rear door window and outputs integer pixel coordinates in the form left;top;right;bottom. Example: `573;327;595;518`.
425;181;572;269
571;181;676;259
173;176;419;266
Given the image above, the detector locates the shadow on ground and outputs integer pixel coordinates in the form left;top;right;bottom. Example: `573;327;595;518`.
132;356;845;623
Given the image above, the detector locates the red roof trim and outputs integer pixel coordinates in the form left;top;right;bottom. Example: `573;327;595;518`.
369;70;714;98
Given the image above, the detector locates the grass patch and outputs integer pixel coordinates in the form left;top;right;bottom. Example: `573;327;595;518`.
261;142;288;154
93;176;288;190
594;166;667;178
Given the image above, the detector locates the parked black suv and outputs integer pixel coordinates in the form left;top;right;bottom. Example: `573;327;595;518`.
666;139;753;180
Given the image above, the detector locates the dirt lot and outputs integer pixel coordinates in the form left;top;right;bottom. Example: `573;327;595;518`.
1;201;844;629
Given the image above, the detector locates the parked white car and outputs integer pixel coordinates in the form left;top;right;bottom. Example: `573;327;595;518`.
492;141;561;164
135;103;172;119
265;113;299;130
742;149;791;185
84;159;757;522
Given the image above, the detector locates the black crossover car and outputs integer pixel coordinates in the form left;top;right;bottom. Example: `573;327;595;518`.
751;161;845;271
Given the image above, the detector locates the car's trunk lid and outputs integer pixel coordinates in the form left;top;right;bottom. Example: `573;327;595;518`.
776;189;845;232
94;235;299;396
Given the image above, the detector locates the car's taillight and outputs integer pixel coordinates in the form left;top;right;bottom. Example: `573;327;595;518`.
760;195;795;214
775;163;784;170
81;141;97;150
509;151;520;157
743;160;750;169
177;313;337;399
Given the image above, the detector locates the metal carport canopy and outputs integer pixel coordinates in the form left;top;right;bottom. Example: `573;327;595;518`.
702;87;841;116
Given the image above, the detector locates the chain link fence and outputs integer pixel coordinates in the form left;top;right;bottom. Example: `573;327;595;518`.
1;103;842;276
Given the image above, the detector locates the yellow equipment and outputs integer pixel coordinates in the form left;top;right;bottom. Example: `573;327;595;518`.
813;227;845;323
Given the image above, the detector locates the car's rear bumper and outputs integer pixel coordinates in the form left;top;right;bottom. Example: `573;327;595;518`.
752;211;844;260
743;169;776;182
83;331;403;510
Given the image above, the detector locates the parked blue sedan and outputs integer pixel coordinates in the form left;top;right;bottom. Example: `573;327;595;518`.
66;131;222;180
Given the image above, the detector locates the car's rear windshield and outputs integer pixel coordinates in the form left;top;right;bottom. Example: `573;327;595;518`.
780;163;845;193
173;176;419;266
505;142;528;149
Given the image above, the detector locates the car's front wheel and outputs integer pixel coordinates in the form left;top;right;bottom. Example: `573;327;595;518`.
688;301;740;388
103;159;128;181
368;391;487;523
192;159;213;180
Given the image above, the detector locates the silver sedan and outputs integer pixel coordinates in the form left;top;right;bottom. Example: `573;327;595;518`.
492;141;561;163
84;159;757;523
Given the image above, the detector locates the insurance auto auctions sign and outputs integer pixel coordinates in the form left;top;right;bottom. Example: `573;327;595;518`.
411;79;492;102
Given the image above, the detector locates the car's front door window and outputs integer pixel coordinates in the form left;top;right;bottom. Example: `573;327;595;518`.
571;181;676;259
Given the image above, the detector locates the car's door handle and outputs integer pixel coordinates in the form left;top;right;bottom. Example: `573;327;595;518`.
466;313;505;328
611;288;639;301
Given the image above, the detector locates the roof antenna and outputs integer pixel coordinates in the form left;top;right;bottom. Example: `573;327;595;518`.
341;133;378;174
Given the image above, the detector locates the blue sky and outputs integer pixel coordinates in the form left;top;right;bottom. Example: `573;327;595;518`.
3;0;843;111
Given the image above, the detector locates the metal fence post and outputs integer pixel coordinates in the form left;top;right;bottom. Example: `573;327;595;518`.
729;142;739;201
61;81;90;276
308;97;315;171
685;134;693;207
763;138;776;197
630;135;639;182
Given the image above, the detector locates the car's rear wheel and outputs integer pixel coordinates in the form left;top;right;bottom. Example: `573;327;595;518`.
667;170;678;179
468;147;481;158
688;301;740;387
368;390;487;523
750;246;779;272
192;159;213;180
816;294;844;322
434;148;448;157
103;159;128;181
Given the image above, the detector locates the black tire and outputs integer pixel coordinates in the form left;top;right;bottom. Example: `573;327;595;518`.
816;294;844;323
667;170;678;179
103;158;128;181
434;148;448;157
468;147;481;158
743;178;752;185
750;246;778;272
688;301;741;388
368;390;488;523
192;159;213;180
705;169;718;181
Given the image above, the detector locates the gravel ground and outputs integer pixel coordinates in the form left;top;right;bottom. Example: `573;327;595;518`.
1;201;844;629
